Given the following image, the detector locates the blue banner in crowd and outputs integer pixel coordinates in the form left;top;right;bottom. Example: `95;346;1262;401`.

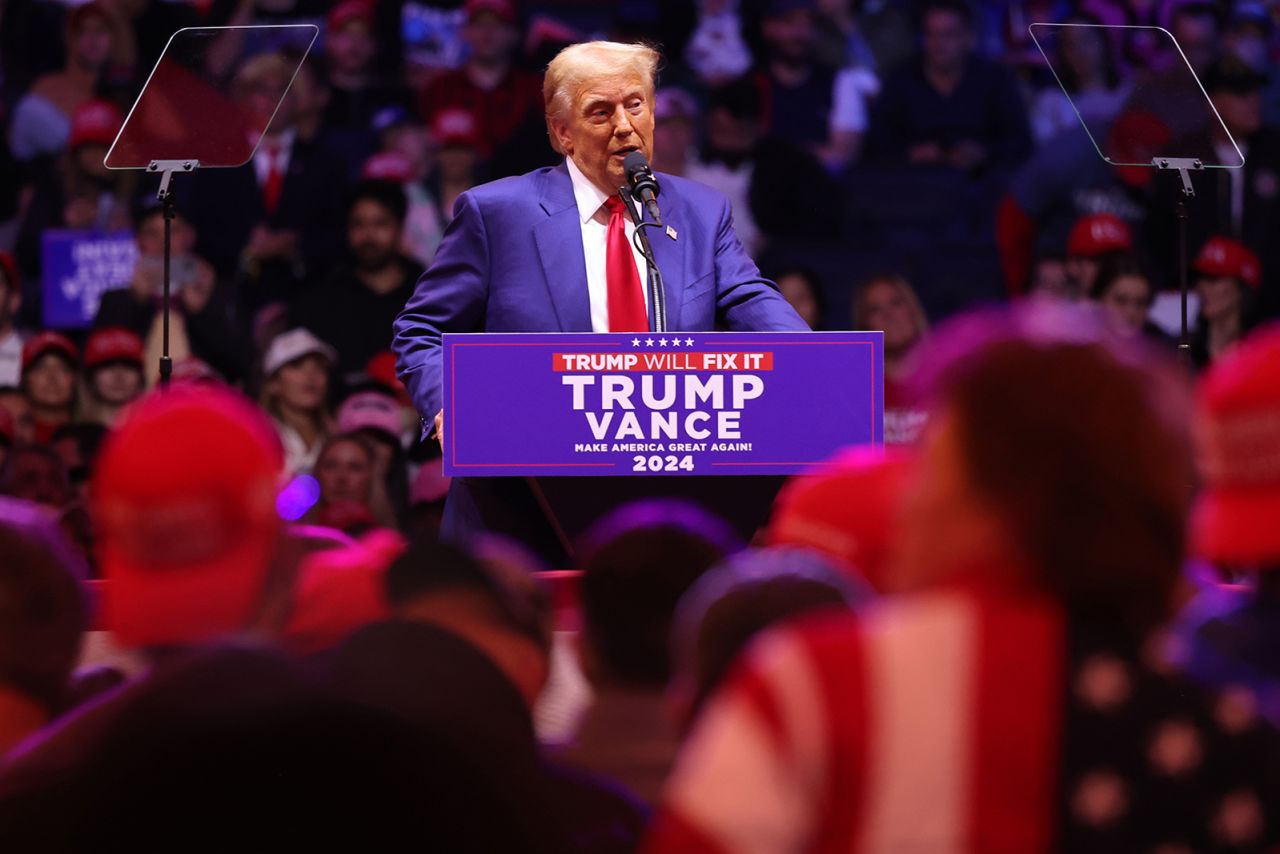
443;331;884;477
41;230;136;329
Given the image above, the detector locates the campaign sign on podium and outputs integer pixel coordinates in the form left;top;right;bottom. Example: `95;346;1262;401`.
443;331;883;477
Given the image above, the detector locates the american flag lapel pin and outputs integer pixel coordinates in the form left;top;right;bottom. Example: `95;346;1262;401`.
666;225;678;241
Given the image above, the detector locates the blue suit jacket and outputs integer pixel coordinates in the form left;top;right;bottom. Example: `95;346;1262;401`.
392;161;808;425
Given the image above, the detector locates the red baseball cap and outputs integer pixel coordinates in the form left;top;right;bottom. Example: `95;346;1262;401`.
764;446;915;591
326;0;374;32
68;99;124;150
83;326;144;371
282;528;402;655
22;331;79;372
93;385;285;648
465;0;516;23
1193;236;1261;289
1191;323;1280;564
361;151;414;183
1067;213;1134;258
430;108;480;149
365;350;410;404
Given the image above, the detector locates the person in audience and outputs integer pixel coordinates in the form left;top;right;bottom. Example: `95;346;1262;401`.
6;2;117;162
684;0;752;88
336;387;412;524
997;109;1162;294
864;0;1031;174
308;432;396;533
1089;254;1167;342
0;388;36;447
771;266;827;330
647;306;1280;853
21;333;78;445
1151;53;1280;318
180;51;347;313
667;547;859;733
764;445;915;591
1191;235;1261;369
425;107;484;224
327;535;648;852
558;500;739;804
1065;212;1134;300
1024;252;1073;301
51;422;106;506
852;273;929;444
0;645;550;852
688;76;842;252
0;503;87;757
321;1;412;140
366;108;447;265
0;446;72;510
650;88;699;177
0;253;25;388
79;327;145;427
291;180;422;384
1175;323;1280;727
757;0;866;171
418;0;547;177
260;329;336;476
14;99;136;287
1029;12;1129;144
94;201;251;384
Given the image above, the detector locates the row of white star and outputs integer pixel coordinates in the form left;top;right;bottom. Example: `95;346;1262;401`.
631;337;696;347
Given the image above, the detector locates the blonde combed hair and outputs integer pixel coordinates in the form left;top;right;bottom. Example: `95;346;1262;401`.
543;41;660;151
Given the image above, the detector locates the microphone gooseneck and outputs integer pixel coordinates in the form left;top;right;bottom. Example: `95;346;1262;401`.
623;151;663;227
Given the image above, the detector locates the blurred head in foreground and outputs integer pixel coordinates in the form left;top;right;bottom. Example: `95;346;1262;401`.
896;304;1193;636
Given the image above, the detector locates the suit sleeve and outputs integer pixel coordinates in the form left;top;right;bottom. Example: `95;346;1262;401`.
712;196;810;332
392;191;490;429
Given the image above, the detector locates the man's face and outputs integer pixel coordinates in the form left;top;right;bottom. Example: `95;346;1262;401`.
550;75;655;195
464;13;518;65
762;9;815;63
348;199;402;270
1211;89;1263;138
922;9;973;73
326;21;375;75
135;212;195;258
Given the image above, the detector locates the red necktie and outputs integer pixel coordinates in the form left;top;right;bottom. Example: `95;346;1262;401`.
604;196;648;332
262;142;284;216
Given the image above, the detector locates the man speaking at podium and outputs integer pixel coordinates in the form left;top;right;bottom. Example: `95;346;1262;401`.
393;40;808;554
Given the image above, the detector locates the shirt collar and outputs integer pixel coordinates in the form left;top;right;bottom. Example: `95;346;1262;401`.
566;156;627;225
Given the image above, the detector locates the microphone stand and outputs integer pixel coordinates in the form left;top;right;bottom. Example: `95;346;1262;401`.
617;188;668;333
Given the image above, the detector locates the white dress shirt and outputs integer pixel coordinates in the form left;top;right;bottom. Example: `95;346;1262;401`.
566;157;650;333
253;129;295;189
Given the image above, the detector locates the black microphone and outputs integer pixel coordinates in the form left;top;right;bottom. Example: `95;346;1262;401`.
623;151;662;227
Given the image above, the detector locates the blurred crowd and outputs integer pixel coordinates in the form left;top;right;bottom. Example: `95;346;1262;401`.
2;0;1280;849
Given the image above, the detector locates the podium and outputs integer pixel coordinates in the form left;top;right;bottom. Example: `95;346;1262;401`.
442;331;883;564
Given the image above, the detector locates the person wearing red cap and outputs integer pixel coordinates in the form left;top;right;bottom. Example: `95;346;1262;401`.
1174;323;1280;727
322;1;413;138
20;333;79;445
1191;235;1262;368
647;307;1280;853
6;2;120;163
419;0;546;174
80;327;145;427
1064;212;1134;299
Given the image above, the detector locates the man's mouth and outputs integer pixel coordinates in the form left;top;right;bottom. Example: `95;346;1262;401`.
611;145;640;157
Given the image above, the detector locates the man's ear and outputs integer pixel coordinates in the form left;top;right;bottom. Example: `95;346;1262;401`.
547;114;573;157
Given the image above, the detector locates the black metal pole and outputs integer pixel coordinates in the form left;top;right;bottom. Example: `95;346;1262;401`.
1177;197;1189;363
160;189;174;387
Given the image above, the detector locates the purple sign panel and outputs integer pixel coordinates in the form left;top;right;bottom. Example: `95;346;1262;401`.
443;331;883;477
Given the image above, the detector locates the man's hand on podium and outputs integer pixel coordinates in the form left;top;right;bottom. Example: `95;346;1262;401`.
434;409;444;451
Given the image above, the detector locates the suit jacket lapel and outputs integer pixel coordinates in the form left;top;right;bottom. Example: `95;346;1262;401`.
645;176;688;331
533;163;592;332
